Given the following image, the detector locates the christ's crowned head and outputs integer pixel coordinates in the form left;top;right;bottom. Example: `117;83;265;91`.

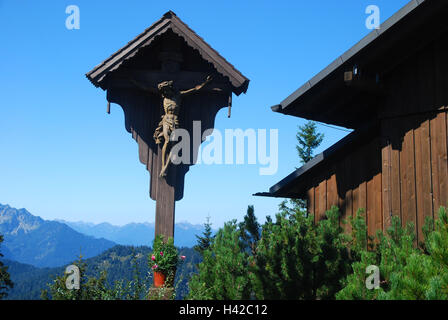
158;80;176;97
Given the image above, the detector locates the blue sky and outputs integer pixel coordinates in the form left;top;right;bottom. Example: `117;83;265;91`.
0;0;409;227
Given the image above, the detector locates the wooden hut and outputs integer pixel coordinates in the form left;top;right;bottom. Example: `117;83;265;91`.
257;0;448;242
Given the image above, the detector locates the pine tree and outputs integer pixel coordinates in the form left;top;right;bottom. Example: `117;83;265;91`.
290;121;324;211
239;205;260;256
130;248;146;300
0;235;13;299
296;121;324;164
194;215;214;257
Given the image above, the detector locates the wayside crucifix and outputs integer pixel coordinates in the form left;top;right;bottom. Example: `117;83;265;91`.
86;11;249;241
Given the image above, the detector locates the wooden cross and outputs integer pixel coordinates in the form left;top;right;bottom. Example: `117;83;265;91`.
107;54;229;239
86;11;249;242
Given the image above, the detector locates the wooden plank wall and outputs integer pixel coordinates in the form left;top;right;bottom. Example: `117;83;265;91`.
306;35;448;242
308;111;448;242
381;112;448;242
380;36;448;242
308;137;382;239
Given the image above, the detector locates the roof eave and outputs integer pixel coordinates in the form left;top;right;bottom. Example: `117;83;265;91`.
256;122;378;198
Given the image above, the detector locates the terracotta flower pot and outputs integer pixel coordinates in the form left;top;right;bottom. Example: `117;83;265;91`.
153;271;166;288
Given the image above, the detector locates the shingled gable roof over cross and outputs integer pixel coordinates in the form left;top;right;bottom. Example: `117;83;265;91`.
85;10;249;95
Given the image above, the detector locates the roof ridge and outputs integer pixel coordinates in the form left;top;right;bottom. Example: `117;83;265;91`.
163;10;177;18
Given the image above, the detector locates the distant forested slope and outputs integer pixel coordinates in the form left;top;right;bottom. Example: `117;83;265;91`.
4;245;200;300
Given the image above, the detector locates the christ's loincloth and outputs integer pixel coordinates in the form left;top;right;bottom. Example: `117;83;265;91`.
153;114;179;144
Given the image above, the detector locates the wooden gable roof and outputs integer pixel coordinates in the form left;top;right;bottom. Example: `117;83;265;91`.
271;0;448;129
257;0;448;199
86;11;249;95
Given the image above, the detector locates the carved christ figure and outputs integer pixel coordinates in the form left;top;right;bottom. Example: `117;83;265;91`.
130;75;212;177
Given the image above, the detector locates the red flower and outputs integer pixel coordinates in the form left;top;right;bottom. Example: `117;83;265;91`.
151;255;156;261
181;255;186;260
160;251;164;256
152;264;158;270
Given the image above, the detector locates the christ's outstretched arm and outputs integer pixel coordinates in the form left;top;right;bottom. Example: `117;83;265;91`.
180;75;213;96
129;78;159;95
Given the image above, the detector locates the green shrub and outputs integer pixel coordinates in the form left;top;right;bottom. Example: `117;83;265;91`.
188;205;352;300
250;205;351;300
41;256;123;300
337;206;448;300
186;221;251;300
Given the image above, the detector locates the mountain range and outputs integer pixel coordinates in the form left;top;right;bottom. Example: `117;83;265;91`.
59;220;206;248
0;203;209;268
0;204;116;267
